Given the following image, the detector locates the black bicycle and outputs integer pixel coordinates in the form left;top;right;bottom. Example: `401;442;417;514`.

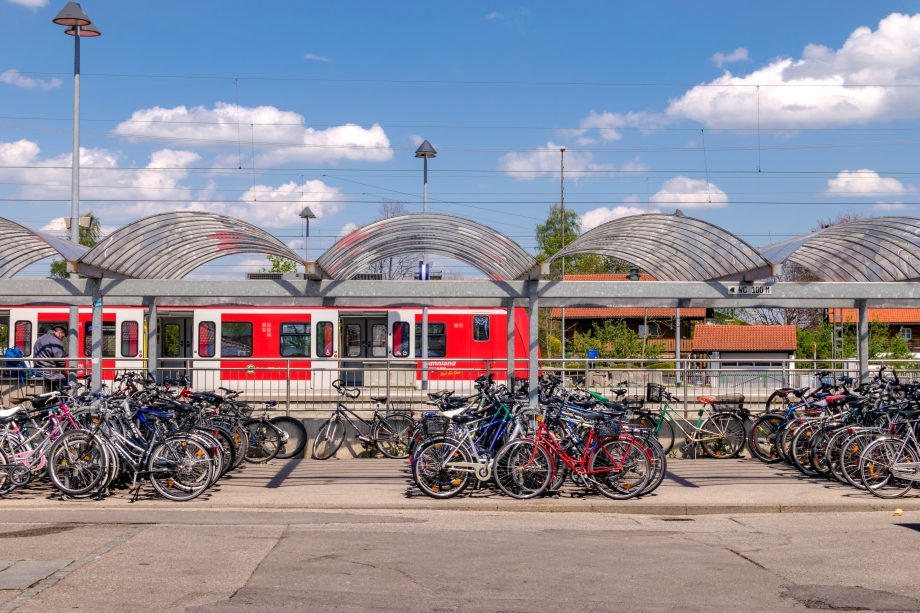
311;380;415;460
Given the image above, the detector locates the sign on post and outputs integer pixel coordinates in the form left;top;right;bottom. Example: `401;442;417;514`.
725;284;772;296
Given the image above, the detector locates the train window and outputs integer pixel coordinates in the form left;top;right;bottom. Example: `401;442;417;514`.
280;323;311;357
415;323;447;358
14;321;32;356
163;324;180;357
316;322;334;357
221;322;253;357
198;322;216;357
392;322;410;358
345;324;362;357
83;322;115;357
473;316;490;342
38;322;69;354
121;321;139;357
371;324;387;358
0;322;8;350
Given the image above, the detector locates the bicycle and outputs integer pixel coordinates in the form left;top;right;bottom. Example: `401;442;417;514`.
312;379;415;460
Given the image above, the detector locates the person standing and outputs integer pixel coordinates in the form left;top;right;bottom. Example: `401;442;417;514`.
33;325;67;391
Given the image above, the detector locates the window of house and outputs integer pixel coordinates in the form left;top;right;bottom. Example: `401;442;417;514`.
638;324;660;338
316;322;334;357
473;316;490;342
415;323;447;357
392;322;410;357
38;322;68;354
14;321;32;356
900;328;913;341
198;322;216;357
83;322;115;357
280;323;311;357
221;322;253;357
121;321;139;357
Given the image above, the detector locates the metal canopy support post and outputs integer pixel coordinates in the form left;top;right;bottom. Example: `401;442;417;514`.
90;278;102;392
528;281;539;408
506;299;516;391
147;300;157;381
421;306;429;391
858;299;869;383
675;307;681;385
68;305;78;385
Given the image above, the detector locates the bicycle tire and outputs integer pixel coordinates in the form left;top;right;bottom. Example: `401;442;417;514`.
859;438;917;499
148;435;214;502
841;431;875;489
411;437;472;499
631;412;675;455
0;447;12;495
748;414;784;463
636;434;667;496
46;431;107;496
589;437;651;500
494;439;552;499
271;416;308;459
312;416;346;460
764;391;790;414
243;420;282;463
789;421;820;476
373;415;414;459
699;413;746;459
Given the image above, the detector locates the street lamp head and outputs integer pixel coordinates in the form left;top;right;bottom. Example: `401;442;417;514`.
53;2;92;27
299;206;317;219
560;146;566;152
414;140;437;159
65;22;101;36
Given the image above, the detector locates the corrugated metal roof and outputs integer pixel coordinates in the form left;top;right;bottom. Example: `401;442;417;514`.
316;213;538;281
0;218;88;278
693;325;797;352
563;273;657;281
546;213;772;281
549;307;706;319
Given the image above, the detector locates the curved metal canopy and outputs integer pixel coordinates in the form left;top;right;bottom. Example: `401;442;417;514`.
78;212;303;279
317;213;538;281
545;213;772;282
0;218;88;278
759;216;920;282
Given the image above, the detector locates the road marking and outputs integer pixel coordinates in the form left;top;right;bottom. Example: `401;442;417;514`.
0;526;146;613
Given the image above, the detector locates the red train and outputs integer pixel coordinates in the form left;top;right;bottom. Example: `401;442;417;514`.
2;306;530;388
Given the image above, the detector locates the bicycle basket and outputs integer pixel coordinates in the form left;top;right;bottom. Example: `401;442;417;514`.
646;383;665;403
623;395;645;409
593;419;621;438
386;401;414;417
712;395;745;410
421;416;450;437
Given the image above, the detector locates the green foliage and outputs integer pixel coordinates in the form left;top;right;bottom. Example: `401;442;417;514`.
261;254;299;273
570;319;664;365
535;204;632;279
796;320;915;365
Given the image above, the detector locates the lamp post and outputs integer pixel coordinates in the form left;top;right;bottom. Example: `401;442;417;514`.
53;3;100;387
299;206;316;271
414;140;436;390
560;146;566;363
414;140;436;275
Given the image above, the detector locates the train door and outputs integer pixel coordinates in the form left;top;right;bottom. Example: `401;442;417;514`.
159;315;193;381
307;309;338;391
7;309;38;359
339;315;387;387
114;309;144;371
388;309;416;387
192;309;221;390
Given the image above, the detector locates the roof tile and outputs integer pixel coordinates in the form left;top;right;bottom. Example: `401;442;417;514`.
693;325;797;352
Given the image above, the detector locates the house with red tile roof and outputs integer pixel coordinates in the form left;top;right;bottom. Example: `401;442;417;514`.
827;308;920;355
693;325;798;368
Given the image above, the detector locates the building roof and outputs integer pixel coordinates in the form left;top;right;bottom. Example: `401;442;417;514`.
693;325;797;352
829;308;920;324
562;273;656;281
549;307;707;319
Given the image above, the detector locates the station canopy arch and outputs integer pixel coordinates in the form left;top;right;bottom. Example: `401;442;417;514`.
316;212;538;281
544;213;773;282
0;217;88;278
77;211;303;279
759;216;920;282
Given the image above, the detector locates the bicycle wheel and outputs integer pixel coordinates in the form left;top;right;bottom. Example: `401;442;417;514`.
764;391;790;414
0;447;12;495
494;439;552;499
411;437;472;499
589;437;651;500
243;420;282;463
859;438;918;499
373;415;414;459
631;412;674;455
270;416;308;459
748;414;783;463
789;422;819;476
148;435;214;502
841;432;876;489
699;414;746;459
636;434;667;496
807;424;838;478
312;415;346;460
46;431;107;496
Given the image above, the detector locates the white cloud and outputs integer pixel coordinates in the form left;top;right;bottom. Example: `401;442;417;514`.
0;69;60;91
112;103;392;165
234;179;344;228
825;169;913;195
581;204;655;230
485;11;501;19
711;48;750;68
6;0;48;8
339;222;359;237
649;176;728;209
574;110;664;142
874;201;907;210
304;53;330;62
407;134;425;146
497;142;646;179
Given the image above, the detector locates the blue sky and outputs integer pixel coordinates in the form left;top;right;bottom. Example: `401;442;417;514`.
3;1;920;277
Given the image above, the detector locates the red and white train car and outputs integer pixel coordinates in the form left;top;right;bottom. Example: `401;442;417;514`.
1;306;530;391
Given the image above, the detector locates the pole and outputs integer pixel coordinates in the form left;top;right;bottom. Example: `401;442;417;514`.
91;278;102;392
422;156;428;273
421;306;429;391
68;306;78;385
560;148;565;362
70;27;80;245
528;281;540;409
675;307;681;386
147;300;157;381
858;299;869;384
506;299;516;392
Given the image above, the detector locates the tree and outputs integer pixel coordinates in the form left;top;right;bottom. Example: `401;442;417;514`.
365;199;419;279
570;319;664;365
795;320;913;365
535;204;633;280
260;254;298;273
50;212;103;278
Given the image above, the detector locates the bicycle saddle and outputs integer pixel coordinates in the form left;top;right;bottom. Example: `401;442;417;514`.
895;409;920;419
441;407;467;419
0;406;20;420
609;388;627;396
427;390;454;400
371;396;388;403
189;392;223;403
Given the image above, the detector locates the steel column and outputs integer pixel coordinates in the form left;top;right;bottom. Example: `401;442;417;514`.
858;298;869;383
90;278;102;392
70;28;80;244
506;299;515;391
421;306;429;391
68;305;79;385
146;300;157;381
528;281;539;408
